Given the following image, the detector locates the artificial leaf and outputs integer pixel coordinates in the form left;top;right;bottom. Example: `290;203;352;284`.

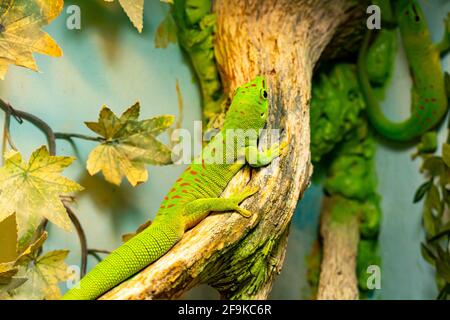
0;231;46;290
420;243;436;265
421;156;445;177
423;206;437;237
105;0;144;33
436;258;450;283
429;221;450;242
14;249;69;300
15;231;47;266
0;276;27;296
413;180;432;203
426;184;442;214
0;146;83;237
0;213;18;263
443;143;450;168
85;103;174;186
155;11;177;48
0;262;17;284
0;0;64;79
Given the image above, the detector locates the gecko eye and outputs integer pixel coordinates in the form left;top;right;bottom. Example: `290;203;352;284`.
260;89;268;100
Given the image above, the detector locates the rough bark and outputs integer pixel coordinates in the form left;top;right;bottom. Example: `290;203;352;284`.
101;0;361;300
317;196;360;300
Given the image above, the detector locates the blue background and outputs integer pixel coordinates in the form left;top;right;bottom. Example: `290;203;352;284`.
1;0;449;299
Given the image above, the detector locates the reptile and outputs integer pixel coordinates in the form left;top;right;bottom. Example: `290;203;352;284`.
357;0;450;142
62;76;283;300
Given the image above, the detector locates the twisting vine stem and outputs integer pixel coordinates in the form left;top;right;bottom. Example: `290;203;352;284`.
54;132;104;143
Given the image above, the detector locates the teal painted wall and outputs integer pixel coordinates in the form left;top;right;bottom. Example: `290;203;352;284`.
1;0;448;299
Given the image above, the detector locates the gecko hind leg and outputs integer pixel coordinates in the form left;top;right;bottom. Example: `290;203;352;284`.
183;186;259;226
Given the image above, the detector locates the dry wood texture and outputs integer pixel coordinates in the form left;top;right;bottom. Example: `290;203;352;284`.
317;196;360;300
101;0;362;300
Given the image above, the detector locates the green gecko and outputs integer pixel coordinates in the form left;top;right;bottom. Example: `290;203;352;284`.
62;76;283;300
172;0;224;123
358;0;450;142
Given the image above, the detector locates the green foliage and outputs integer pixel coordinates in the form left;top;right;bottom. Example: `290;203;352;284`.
415;141;450;299
310;64;365;163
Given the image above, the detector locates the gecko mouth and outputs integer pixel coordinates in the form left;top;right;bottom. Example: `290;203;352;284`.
411;5;420;21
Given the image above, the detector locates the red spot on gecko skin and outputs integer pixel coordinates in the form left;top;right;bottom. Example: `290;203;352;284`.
180;182;191;186
251;84;257;87
195;178;201;183
168;204;175;208
425;98;429;103
202;159;206;169
172;195;181;199
419;105;425;110
170;188;176;192
164;196;169;200
160;205;166;209
176;178;182;182
190;170;198;175
181;190;189;194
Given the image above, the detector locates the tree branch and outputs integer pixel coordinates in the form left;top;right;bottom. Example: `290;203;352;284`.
101;0;361;300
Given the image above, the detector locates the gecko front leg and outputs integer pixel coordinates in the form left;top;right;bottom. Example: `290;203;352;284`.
244;141;287;168
437;13;450;55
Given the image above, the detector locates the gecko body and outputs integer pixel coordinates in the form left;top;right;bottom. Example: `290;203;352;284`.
62;76;281;300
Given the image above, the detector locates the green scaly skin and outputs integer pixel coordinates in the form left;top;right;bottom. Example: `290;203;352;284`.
172;0;223;123
62;76;282;300
358;0;450;142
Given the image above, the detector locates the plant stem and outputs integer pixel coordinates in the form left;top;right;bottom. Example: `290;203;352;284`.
0;98;92;277
54;132;104;143
65;205;88;277
0;99;56;155
87;249;111;263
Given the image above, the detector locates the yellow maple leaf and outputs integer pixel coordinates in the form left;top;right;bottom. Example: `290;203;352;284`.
0;146;83;237
14;249;69;300
105;0;144;33
0;231;48;297
85;102;174;186
0;0;64;79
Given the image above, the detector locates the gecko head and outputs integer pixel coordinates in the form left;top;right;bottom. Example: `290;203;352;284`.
396;0;427;33
223;76;269;132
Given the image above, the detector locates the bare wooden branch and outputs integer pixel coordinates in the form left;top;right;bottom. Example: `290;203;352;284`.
101;0;359;300
317;196;360;300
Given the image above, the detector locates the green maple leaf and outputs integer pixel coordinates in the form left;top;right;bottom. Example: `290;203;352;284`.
0;146;83;237
85;102;174;186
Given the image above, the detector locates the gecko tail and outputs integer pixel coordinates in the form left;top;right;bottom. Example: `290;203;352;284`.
357;31;417;142
62;220;183;300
